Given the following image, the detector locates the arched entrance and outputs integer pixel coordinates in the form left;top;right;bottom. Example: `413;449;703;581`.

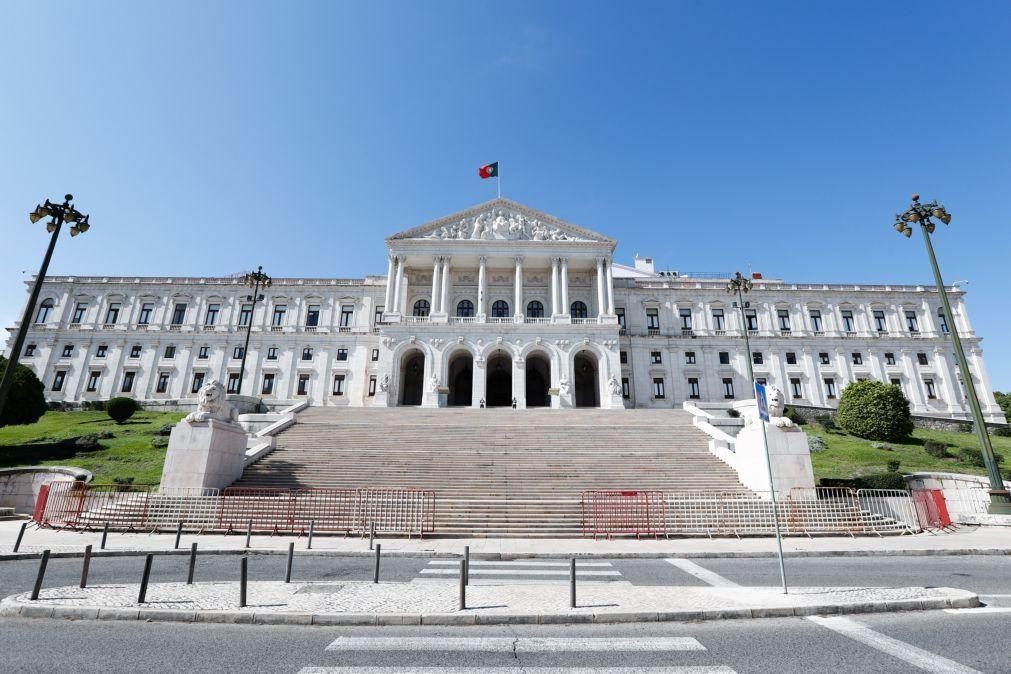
573;351;599;408
525;353;551;407
486;351;513;407
447;351;473;407
399;350;425;406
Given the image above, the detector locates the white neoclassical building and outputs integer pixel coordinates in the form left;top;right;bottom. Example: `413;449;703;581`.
5;198;1007;421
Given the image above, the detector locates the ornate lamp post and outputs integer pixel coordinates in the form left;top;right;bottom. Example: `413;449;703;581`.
894;195;1010;514
727;271;788;593
0;195;90;424
236;266;271;396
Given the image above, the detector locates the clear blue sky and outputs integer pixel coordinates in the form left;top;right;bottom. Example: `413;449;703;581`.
2;2;1010;388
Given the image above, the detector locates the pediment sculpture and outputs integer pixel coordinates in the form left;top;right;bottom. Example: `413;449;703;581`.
423;209;589;242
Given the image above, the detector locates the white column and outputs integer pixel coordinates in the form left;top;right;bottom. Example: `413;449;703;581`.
392;256;405;315
514;257;523;318
430;256;442;313
560;257;569;315
551;257;560;316
478;256;487;317
440;256;451;316
605;258;615;315
383;255;395;313
596;257;606;318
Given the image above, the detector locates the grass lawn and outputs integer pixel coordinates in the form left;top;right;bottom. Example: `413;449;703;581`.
807;423;1011;481
0;410;185;486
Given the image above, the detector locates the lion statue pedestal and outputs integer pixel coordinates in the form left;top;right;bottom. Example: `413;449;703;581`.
160;381;249;492
731;389;816;498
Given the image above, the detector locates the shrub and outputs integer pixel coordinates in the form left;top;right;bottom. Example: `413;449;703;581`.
82;400;106;412
886;460;901;473
814;414;835;431
155;423;175;436
836;380;913;442
958;447;1004;468
150;436;170;448
73;434;101;451
0;356;47;427
856;473;908;490
784;407;806;426
106;397;140;425
726;408;741;418
923;440;950;459
993;425;1011;438
97;431;115;439
808;436;827;452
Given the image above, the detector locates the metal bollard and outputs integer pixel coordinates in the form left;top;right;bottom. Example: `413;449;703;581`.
30;549;51;601
174;521;183;550
13;522;27;552
239;556;248;608
245;519;252;549
285;542;294;583
138;554;154;604
187;542;198;585
100;522;109;550
80;545;93;589
459;559;466;610
464;546;470;586
307;520;315;550
369;521;375;550
570;558;576;609
373;544;381;583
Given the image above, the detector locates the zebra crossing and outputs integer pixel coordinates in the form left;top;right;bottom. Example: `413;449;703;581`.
411;559;628;585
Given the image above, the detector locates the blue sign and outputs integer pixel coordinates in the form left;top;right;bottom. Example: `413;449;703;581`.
755;382;770;422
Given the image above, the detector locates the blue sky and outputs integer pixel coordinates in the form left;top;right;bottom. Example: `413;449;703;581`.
2;1;1010;388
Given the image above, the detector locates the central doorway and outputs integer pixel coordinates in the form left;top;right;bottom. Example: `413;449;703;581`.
399;350;425;406
486;351;513;407
525;353;551;407
573;351;599;408
447;352;473;407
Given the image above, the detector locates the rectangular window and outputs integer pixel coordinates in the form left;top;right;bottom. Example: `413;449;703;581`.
233;347;244;360
719;351;730;365
917;352;929;366
938;311;949;334
164;346;176;359
685;351;696;365
266;347;278;360
171;303;187;325
25;343;37;357
261;373;275;395
374;305;385;325
688;377;700;400
620;351;628;364
852;352;863;365
652;378;666;399
339;305;354;328
905;310;920;333
925;379;937;399
61;344;73;358
890;378;902;391
786;352;797;365
121;371;135;393
616;307;626;330
819;352;830;365
86;371;100;392
722;378;735;399
679;308;692;330
790;378;803;399
198;346;209;359
191;372;205;393
105;303;121;324
885;352;896;366
777;309;791;331
138;302;154;325
873;310;887;332
204;303;220;326
809;309;823;332
227;373;240;394
129;345;141;358
52;370;67;392
756;377;767;387
752;351;763;365
712;309;725;331
238;304;253;327
95;344;107;358
824;378;837;399
646;308;660;330
621;377;630;399
332;374;345;396
306;305;320;327
368;375;377;396
841;310;855;332
650;351;662;365
301;347;313;361
745;309;758;331
272;305;287;327
156;372;170;393
371;348;379;362
72;302;88;324
336;348;348;361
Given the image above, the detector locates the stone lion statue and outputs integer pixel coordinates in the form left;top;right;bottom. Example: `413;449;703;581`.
184;380;238;424
765;387;794;428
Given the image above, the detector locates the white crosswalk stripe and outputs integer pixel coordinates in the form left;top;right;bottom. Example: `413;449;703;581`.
412;559;625;584
325;637;706;652
300;668;736;673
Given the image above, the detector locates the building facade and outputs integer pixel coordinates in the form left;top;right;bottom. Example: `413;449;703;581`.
5;198;1006;421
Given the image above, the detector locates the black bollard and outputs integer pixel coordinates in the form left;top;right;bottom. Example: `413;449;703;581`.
187;542;198;584
80;545;93;589
30;550;51;601
464;546;470;586
245;519;252;549
459;558;466;610
285;542;294;583
239;556;248;608
369;521;375;550
100;522;109;550
138;554;153;604
570;558;576;609
174;521;183;550
13;522;27;553
373;544;381;583
307;520;315;550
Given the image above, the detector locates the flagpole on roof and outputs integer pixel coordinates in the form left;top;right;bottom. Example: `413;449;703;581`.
497;162;501;199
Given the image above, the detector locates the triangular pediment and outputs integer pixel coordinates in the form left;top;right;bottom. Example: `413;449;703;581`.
387;198;615;244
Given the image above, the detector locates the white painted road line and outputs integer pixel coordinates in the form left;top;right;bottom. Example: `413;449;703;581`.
325;637;706;653
665;559;740;588
944;607;1011;615
419;568;622;576
427;560;614;567
410;578;635;587
301;668;736;674
807;616;981;674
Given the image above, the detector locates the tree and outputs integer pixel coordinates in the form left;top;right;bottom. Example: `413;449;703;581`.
106;397;140;425
836;380;914;443
995;391;1011;419
0;356;47;427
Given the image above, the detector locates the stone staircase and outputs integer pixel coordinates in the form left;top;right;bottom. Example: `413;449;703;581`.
232;407;750;537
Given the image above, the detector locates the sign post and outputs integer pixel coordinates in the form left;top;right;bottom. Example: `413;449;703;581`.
755;382;788;594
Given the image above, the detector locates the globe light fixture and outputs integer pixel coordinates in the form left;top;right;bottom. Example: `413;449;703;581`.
235;266;272;396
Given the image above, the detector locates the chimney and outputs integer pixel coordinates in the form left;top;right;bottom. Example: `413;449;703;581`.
634;255;655;274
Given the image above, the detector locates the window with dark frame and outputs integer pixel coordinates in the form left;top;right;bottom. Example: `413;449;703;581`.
25;344;37;357
885;352;896;365
620;351;628;364
267;347;278;360
368;375;377;396
652;378;665;399
413;299;430;317
621;377;630;399
571;301;588;319
191;372;205;393
72;302;88;324
852;352;863;365
52;370;66;392
745;309;758;331
332;374;345;396
917;352;929;366
336;348;348;361
718;351;730;365
272;305;287;326
233;347;244;360
723;378;735;399
458;300;475;317
239;303;253;327
650;351;662;364
712;308;725;331
819;352;830;365
685;351;696;365
121;371;135;393
786;352;797;365
105;303;120;324
646;308;660;330
129;345;141;358
937;308;949;334
688;377;700;399
679;308;692;330
615;307;626;329
874;310;887;332
841;309;855;332
36;299;54;323
95;345;107;358
491;300;510;318
301;347;313;361
297;374;310;396
61;344;73;358
261;373;275;395
156;372;170;393
164;345;176;359
227;373;240;394
138;302;153;325
777;309;791;331
752;351;763;365
205;303;220;326
339;305;354;327
171;303;187;325
925;379;937;399
371;348;379;362
905;310;919;333
809;309;823;332
306;304;321;326
198;346;209;359
790;378;802;399
86;371;100;392
824;378;837;399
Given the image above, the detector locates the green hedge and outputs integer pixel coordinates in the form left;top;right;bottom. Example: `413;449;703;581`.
836;380;913;442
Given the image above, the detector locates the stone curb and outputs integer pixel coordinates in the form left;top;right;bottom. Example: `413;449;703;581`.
0;594;980;626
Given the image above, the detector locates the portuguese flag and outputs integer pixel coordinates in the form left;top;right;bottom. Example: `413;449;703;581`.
478;162;499;179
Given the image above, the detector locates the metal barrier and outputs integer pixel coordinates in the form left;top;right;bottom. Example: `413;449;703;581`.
581;490;666;539
218;487;294;533
292;489;357;535
32;484;51;524
357;489;435;538
911;489;953;530
857;489;920;533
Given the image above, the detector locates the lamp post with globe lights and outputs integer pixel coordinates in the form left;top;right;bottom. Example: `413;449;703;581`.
0;195;90;425
236;266;271;396
894;195;1009;514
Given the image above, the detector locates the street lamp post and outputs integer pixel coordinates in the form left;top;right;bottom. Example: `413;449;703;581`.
0;195;90;424
893;195;1010;514
236;266;271;396
728;272;789;593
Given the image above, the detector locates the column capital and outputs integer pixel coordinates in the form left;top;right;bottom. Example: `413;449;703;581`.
396;254;407;263
442;256;452;265
478;255;487;264
514;256;524;265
